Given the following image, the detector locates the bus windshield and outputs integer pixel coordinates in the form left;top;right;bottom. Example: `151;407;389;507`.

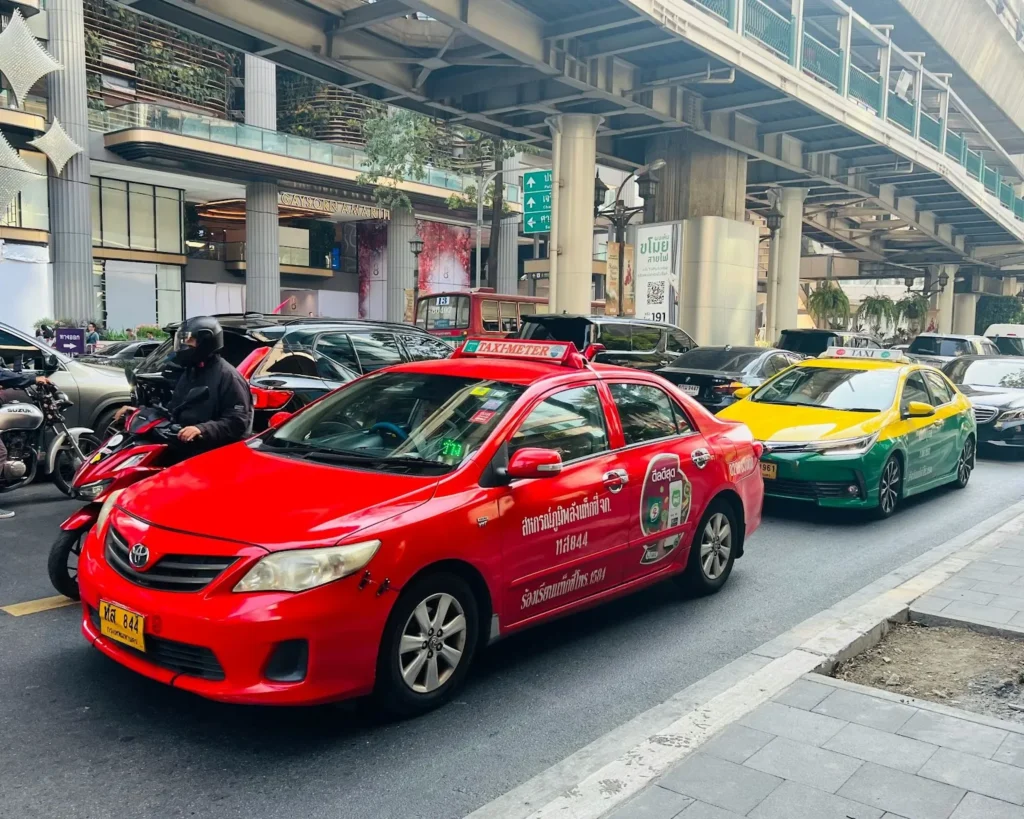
416;295;470;331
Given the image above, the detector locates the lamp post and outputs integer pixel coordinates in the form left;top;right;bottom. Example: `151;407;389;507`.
410;237;424;325
904;269;950;296
594;159;666;316
762;201;785;343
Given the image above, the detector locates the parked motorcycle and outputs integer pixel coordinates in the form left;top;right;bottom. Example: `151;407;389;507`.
47;386;209;599
0;364;102;498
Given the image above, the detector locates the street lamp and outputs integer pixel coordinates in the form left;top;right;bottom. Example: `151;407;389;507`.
905;270;950;296
410;237;424;324
595;159;667;316
762;201;785;344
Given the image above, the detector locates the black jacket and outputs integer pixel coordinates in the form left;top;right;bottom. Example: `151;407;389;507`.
0;369;36;391
169;355;253;448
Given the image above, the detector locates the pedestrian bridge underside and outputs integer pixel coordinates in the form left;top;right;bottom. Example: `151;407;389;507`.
119;0;1024;274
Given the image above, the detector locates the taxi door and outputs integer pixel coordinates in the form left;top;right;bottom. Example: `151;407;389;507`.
921;370;965;479
895;370;944;488
498;383;631;627
604;380;711;584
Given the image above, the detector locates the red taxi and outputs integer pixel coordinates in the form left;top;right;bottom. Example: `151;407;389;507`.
78;339;764;715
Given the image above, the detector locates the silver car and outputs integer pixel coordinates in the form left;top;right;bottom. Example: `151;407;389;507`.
0;323;131;432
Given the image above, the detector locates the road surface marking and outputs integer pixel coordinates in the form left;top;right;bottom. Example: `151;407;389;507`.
1;595;76;617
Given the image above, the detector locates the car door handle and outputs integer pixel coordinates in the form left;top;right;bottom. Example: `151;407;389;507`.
603;469;629;493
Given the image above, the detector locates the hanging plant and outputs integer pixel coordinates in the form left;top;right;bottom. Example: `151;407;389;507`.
896;294;931;334
856;294;896;337
807;282;850;329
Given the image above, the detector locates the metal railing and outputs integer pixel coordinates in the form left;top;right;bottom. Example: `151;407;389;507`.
919;114;943;150
945;131;964;161
802;33;842;90
848;65;881;111
966;149;983;180
692;0;730;22
887;93;916;133
744;0;792;60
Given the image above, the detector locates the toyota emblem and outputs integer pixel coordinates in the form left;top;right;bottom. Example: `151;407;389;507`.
128;543;150;569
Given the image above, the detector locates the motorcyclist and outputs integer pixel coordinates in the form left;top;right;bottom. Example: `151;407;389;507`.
0;367;50;520
113;316;253;457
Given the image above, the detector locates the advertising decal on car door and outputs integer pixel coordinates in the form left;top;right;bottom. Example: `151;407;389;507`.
639;453;691;565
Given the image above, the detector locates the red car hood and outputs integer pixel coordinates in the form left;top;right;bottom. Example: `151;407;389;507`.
118;443;439;550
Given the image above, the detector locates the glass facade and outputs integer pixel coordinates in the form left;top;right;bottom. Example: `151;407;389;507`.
90;177;183;253
1;150;49;231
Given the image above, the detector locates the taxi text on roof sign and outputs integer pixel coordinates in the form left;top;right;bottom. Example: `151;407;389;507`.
820;347;907;362
458;338;575;363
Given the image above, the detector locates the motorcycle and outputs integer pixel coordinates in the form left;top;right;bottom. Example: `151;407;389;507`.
0;362;102;498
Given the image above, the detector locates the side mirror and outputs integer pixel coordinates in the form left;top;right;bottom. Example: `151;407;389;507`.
582;343;606;361
44;354;59;374
904;401;935;419
733;387;754;400
268;411;292;430
506;448;562;480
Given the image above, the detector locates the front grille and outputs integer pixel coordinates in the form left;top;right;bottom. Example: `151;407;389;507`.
766;478;856;500
89;608;225;681
106;527;237;592
973;405;999;425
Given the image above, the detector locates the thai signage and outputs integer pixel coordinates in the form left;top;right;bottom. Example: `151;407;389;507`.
634;224;678;323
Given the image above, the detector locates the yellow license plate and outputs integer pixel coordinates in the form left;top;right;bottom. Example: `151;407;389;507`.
99;600;145;652
760;462;777;480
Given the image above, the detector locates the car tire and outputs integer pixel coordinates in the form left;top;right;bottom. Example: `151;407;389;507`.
48;527;86;600
677;498;738;597
51;433;103;497
374;572;479;718
951;436;975;490
874;454;902;519
94;407;122;441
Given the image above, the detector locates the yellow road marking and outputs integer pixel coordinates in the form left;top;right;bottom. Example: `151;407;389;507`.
1;595;76;616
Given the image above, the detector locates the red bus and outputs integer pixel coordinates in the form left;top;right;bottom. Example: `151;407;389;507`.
415;291;549;344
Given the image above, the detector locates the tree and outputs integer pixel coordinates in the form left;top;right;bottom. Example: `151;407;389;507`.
357;109;443;211
856;295;897;337
896;294;931;335
975;294;1024;335
807;282;850;329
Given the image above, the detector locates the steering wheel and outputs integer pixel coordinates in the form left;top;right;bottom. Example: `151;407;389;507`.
369;421;408;442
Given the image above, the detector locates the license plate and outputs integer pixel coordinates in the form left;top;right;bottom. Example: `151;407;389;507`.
679;384;700;396
99;600;145;652
760;462;777;480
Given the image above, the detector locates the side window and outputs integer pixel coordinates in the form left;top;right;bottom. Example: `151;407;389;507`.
509;385;609;463
0;329;45;371
609;383;680;445
349;333;403;373
519;302;538;318
314;333;360;372
481;300;500;332
981;339;1000;355
630;326;661;353
923;371;955;405
499;302;520;333
762;355;785;377
399;332;453;362
667;330;695;354
599;325;630;352
901;372;931;413
266;351;319;377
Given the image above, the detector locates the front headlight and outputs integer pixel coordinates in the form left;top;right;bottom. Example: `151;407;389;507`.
77;479;112;500
810;432;880;457
233;540;381;593
96;488;125;533
114;453;147;472
997;408;1024;422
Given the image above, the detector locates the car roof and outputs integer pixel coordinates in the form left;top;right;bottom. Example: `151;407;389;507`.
387;354;648;385
951;354;1024;362
913;332;984;341
984;324;1024;335
682;345;764;354
522;314;676;329
163;313;430;335
780;329;871;337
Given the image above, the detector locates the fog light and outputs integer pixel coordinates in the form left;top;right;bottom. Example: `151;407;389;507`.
264;639;308;683
847;485;859;496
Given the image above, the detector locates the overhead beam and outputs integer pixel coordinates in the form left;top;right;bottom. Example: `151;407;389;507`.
544;6;640;39
338;0;409;32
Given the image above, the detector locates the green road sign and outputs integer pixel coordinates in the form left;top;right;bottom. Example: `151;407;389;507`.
523;170;552;234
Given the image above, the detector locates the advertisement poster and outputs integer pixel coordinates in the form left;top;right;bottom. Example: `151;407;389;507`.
639;453;691;565
357;221;388;320
416;220;471;296
604;242;635;316
635;224;676;323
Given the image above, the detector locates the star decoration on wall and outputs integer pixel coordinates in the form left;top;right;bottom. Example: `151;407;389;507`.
0;10;63;108
29;118;83;176
0;131;36;216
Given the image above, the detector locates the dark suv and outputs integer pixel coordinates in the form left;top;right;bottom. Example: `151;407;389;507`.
516;314;697;371
133;314;453;430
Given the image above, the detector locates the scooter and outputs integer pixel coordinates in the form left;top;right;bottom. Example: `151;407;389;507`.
47;386;209;599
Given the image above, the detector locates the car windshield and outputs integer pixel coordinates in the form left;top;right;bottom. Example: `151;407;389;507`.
752;366;899;412
945;359;1024;389
777;331;836;356
260;372;525;473
909;336;972;357
668;348;761;371
517;317;593;351
992;337;1024;355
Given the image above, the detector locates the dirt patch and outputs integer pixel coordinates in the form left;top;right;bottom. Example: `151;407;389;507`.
834;621;1024;725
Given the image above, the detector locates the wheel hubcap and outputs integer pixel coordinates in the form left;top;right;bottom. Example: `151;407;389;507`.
700;513;732;580
958;441;974;484
880;460;900;512
68;534;82;582
398;593;467;694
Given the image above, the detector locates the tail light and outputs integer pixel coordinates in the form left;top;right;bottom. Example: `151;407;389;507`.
237;346;272;380
713;382;746;395
251;386;293;410
752;441;764;460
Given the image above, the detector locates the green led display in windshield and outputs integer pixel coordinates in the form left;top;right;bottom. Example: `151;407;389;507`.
440;438;464;459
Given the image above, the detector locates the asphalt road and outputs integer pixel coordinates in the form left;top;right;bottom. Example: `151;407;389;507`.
1;455;1022;819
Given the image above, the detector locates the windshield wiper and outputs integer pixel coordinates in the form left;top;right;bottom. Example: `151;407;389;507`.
301;449;448;470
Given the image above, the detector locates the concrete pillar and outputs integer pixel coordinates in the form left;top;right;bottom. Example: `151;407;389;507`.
953;293;980;336
549;114;601;315
765;231;782;344
776;188;808;333
386;208;416;323
244;54;279;313
47;0;93;321
646;131;746;222
497;215;519;295
934;265;957;334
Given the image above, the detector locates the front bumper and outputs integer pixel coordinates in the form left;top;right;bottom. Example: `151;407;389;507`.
977;418;1024;449
78;524;393;706
759;443;888;509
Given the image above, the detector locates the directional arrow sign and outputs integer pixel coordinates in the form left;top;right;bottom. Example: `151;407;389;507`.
522;170;552;235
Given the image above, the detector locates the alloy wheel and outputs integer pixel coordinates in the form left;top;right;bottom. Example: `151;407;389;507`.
398;592;467;694
880;458;901;515
67;533;82;583
957;439;975;485
700;512;732;580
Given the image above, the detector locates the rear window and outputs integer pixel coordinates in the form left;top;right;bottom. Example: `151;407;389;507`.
908;336;972;357
993;337;1024;355
669;348;761;371
416;295;470;331
778;331;837;356
518;317;592;350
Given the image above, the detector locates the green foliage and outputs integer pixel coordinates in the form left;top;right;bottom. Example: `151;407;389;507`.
896;294;931;334
445;183;514;214
975;294;1024;335
807;282;850;329
33;317;56;330
138;40;219;106
135;325;168;339
357;109;444;211
856;295;897;336
100;330;129;341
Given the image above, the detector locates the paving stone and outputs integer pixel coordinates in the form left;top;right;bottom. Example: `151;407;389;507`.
676;802;746;819
991;596;1024;613
836;762;966;819
971;561;1024;578
950;793;1024;819
813;689;917;733
940;600;1019;624
968;580;1024;599
994;734;1024;768
961;566;1024;584
739;702;846;747
605;785;693;819
882;815;912;819
913;595;951;614
701;724;774;764
744;736;862;793
919;747;1024;805
748;780;883;819
1011;612;1024;628
939;576;978;591
659;753;781;815
898;710;1009;759
927;588;997;605
824;722;938;774
773;679;834;711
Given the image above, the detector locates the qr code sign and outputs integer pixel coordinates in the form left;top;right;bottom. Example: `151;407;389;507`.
646;281;665;305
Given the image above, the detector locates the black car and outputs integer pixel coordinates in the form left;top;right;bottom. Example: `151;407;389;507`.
942;355;1024;451
516;314;697;371
777;329;880;357
132;314;453;430
657;346;805;413
79;340;162;369
908;333;1000;367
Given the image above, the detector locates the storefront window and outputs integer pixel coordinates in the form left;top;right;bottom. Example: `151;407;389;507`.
129;182;156;251
155;187;182;253
100;179;129;249
90;178;183;253
1;151;48;231
156;264;182;324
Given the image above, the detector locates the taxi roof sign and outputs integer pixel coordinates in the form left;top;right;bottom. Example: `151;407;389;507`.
820;347;907;362
455;338;585;368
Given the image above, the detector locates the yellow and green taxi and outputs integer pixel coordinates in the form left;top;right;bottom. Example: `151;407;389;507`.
719;348;977;517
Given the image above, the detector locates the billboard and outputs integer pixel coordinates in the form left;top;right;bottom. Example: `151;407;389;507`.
634;224;679;323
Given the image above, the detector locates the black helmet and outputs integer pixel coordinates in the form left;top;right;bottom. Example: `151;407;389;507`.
174;316;224;365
